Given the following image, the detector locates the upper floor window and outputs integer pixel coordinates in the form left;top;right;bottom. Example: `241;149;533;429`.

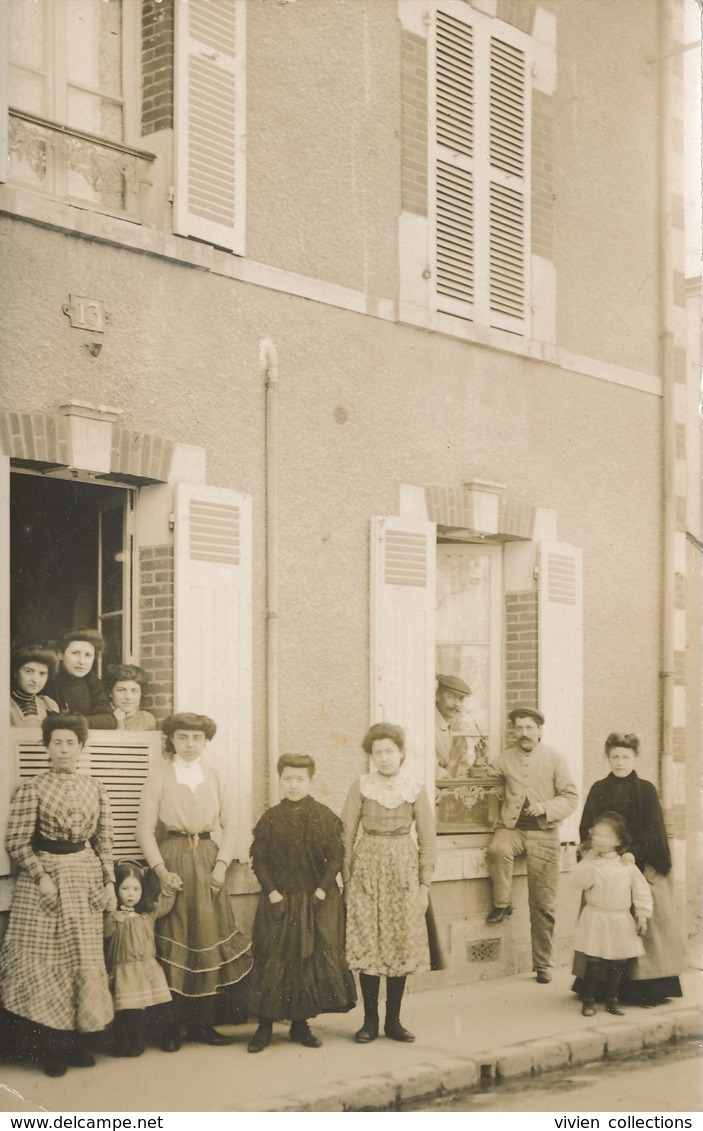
7;0;150;219
429;4;532;335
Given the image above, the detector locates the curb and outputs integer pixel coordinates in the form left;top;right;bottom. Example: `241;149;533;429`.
262;1007;702;1112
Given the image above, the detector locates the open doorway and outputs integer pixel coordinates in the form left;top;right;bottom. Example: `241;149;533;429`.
10;472;135;671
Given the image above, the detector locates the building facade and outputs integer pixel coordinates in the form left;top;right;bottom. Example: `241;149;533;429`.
0;0;700;982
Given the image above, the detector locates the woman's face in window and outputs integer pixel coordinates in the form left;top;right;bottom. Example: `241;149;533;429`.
60;641;96;678
110;679;142;717
16;662;50;695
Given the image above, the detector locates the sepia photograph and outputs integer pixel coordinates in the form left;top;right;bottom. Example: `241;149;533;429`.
0;0;701;1123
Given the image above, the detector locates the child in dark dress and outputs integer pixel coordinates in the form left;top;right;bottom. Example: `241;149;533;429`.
247;754;356;1052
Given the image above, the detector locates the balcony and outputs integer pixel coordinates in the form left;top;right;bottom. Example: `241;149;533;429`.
8;109;156;222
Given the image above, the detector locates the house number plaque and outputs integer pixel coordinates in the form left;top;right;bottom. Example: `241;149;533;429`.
62;295;108;333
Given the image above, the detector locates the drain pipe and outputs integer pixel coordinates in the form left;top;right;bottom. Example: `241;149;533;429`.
657;0;676;826
261;338;280;807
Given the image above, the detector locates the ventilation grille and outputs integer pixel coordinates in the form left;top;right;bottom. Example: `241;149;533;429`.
190;500;240;565
384;531;427;587
547;553;577;605
18;742;152;860
467;938;501;963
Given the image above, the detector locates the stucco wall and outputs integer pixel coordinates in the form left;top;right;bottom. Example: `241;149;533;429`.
0;217;663;822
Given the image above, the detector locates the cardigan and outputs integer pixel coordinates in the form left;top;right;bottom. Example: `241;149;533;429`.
490;742;578;831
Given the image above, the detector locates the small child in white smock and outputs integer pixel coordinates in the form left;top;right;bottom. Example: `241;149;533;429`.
573;811;652;1017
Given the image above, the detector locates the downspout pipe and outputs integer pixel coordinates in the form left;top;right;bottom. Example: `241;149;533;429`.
261;338;280;807
657;0;676;827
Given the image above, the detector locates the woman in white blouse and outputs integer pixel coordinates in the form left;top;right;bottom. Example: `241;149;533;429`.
136;712;252;1051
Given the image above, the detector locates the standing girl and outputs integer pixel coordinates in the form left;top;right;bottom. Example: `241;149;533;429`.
104;862;174;1056
342;723;436;1044
573;812;653;1017
247;754;356;1052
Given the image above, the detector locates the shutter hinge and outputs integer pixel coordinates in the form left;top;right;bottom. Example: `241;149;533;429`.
533;565;539;581
167;186;174;205
169;512;175;531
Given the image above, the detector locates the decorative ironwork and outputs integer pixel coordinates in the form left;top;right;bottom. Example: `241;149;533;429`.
8;110;155;219
435;774;504;833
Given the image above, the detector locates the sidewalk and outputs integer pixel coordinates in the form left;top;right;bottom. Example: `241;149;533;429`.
0;963;700;1114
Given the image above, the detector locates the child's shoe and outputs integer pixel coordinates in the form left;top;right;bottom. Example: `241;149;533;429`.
248;1020;273;1053
290;1020;322;1048
605;1001;625;1016
581;1000;596;1017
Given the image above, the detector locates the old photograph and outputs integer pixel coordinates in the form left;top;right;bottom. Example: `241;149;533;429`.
0;0;701;1120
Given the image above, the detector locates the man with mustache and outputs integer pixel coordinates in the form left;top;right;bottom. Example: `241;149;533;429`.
484;706;578;985
435;674;471;779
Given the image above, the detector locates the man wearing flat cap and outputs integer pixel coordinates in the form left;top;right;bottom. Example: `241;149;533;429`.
484;706;578;984
435;674;471;779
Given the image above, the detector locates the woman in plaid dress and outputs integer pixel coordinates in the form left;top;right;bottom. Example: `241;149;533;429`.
0;713;116;1077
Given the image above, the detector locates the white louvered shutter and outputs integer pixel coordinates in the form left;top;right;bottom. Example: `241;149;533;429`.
0;5;8;184
538;542;583;843
174;484;252;859
174;0;246;253
434;8;475;321
432;6;529;333
488;30;529;334
370;516;437;782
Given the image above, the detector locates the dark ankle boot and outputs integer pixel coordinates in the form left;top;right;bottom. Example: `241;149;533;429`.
354;972;380;1043
248;1018;273;1053
42;1028;72;1077
384;976;415;1042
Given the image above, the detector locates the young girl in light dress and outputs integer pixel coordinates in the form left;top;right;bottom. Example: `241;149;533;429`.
573;812;652;1018
104;862;174;1056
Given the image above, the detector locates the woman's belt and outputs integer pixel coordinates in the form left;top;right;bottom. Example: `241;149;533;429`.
363;828;409;838
165;830;211;848
34;836;89;855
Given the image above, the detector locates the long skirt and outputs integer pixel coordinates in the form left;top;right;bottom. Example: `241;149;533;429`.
249;889;356;1021
155;835;252;1022
572;869;685;1005
345;833;429;978
0;848;113;1033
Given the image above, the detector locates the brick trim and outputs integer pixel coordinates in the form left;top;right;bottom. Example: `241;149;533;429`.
139;545;175;721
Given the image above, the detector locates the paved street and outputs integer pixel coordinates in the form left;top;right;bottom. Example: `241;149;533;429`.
404;1044;703;1113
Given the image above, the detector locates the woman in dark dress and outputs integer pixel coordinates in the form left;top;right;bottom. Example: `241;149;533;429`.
45;628;117;730
247;754;356;1052
573;732;685;1006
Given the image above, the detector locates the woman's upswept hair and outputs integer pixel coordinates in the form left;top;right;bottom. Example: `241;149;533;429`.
161;712;217;756
586;810;631;853
11;645;59;678
604;732;640;756
56;627;105;654
42;712;89;747
114;860;160;914
277;753;315;778
362;722;406;756
105;664;149;692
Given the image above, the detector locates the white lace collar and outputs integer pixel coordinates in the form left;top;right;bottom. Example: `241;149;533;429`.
360;771;423;809
172;756;205;793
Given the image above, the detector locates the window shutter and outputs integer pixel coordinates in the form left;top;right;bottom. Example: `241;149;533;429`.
434;9;475;320
174;484;252;859
432;6;530;332
0;4;8;184
15;732;162;861
538;542;583;842
173;0;245;253
0;456;10;875
488;32;528;333
370;515;436;782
